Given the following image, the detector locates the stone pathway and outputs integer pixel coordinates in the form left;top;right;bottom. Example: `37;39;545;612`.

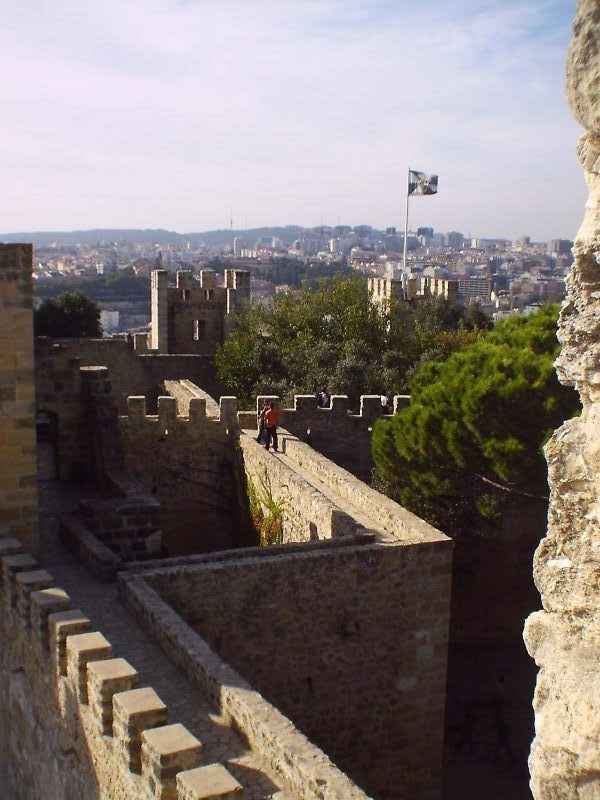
38;481;291;800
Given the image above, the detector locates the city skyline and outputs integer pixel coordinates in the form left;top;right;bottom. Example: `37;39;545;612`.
2;0;583;240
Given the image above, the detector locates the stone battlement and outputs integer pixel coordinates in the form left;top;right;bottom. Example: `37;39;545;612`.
238;393;410;480
0;535;243;800
122;394;239;438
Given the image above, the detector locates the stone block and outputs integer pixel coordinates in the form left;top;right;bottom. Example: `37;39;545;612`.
176;764;243;799
66;631;113;703
128;396;147;422
2;552;37;605
219;397;238;428
189;398;207;427
141;723;203;799
49;609;92;675
158;396;177;433
88;658;139;735
113;686;168;773
15;569;54;624
30;587;71;647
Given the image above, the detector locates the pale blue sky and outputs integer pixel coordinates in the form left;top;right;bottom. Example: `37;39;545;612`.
1;0;584;240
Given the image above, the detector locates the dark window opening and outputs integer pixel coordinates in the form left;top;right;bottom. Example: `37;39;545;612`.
193;319;206;341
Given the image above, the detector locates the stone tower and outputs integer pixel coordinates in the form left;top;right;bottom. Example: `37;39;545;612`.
524;3;600;796
0;244;38;552
149;268;250;355
150;269;169;353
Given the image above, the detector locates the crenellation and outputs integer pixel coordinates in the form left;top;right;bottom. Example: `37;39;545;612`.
30;587;71;647
359;394;385;422
15;568;54;625
87;657;140;735
66;630;113;703
158;395;178;433
189;397;208;428
2;552;38;606
128;394;148;421
141;723;203;800
49;608;92;675
113;686;169;773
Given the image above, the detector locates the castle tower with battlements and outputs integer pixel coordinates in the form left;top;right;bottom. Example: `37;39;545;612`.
149;268;250;355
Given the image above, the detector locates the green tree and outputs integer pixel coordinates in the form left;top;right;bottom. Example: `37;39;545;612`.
372;306;579;535
217;278;493;406
34;291;102;338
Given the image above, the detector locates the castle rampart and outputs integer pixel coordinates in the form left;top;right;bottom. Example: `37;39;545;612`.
238;393;410;480
0;535;245;800
121;528;451;800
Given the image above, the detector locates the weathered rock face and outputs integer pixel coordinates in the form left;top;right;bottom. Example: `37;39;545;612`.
524;2;600;796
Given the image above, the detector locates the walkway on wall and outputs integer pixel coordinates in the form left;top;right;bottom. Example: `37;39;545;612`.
268;446;383;537
38;481;292;800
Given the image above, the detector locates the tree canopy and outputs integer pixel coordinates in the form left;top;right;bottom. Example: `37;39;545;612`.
371;305;579;535
216;276;489;406
34;291;102;338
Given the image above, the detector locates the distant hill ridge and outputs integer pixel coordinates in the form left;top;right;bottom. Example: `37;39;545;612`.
0;225;338;248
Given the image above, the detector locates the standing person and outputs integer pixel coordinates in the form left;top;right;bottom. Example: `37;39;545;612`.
317;386;331;408
264;401;280;452
256;400;268;444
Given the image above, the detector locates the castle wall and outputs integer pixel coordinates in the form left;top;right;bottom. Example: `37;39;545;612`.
0;536;243;800
0;245;38;552
132;537;452;800
118;396;242;554
523;4;600;796
35;336;220;418
239;393;410;481
239;430;358;543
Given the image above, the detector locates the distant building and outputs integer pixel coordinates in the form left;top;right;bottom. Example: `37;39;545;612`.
548;239;573;257
457;274;492;303
446;231;464;250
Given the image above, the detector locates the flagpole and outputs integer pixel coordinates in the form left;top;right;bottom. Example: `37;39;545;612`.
403;167;410;272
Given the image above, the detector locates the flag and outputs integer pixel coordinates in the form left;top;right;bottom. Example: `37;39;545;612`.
408;170;438;196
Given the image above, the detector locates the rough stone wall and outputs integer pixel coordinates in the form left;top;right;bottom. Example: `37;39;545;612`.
35;336;221;414
0;536;243;800
118;396;242;554
0;245;38;552
140;538;452;800
523;3;600;796
239;431;358;543
121;553;371;800
34;340;84;480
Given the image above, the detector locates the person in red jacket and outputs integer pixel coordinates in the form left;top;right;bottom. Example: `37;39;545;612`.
264;401;280;452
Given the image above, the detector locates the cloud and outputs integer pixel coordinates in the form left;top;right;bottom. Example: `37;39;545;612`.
0;0;585;239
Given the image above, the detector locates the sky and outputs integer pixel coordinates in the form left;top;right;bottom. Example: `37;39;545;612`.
0;0;585;240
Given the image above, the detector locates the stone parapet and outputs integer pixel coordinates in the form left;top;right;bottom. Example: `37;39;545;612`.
0;535;246;800
238;393;411;481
